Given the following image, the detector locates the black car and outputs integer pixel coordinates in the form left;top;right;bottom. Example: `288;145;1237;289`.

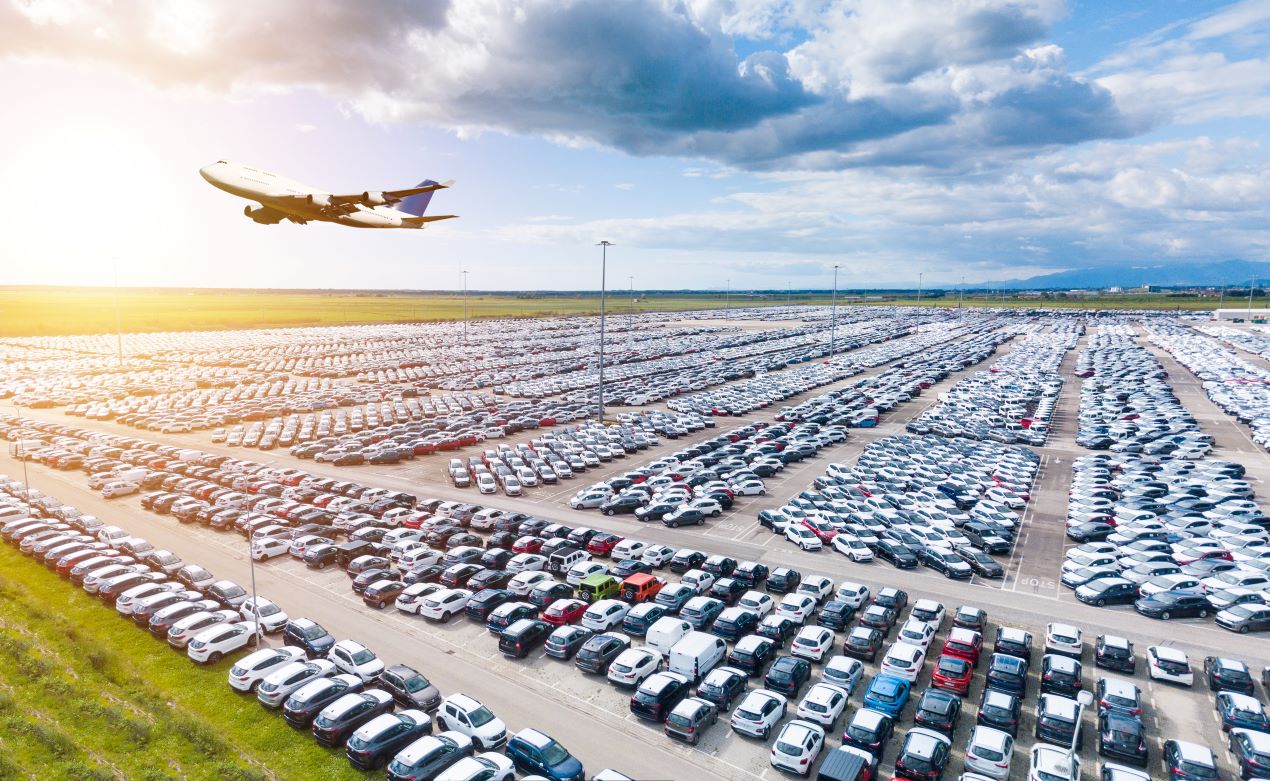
1163;739;1220;781
487;531;517;550
709;578;746;606
994;628;1033;663
952;606;987;633
710;608;758;641
913;688;961;735
345;710;432;770
733;562;769;588
874;588;908;611
1067;521;1115;542
601;495;643;516
467;568;513;591
304;544;341;570
611;559;653;579
401;565;445;586
499;619;552;659
764;655;811;697
1041;654;1084;697
1075;578;1139;607
816;601;855;631
843;708;894;759
283;618;336;658
1098;711;1148;767
876;540;919;568
311;690;395;747
1035;695;1083;749
726;635;777;676
844;627;884;662
757;615;798;646
977;688;1021;737
1094;635;1136;673
480;549;515;570
352;569;395;596
630;674;692;721
1229;728;1270;780
1135;592;1210;620
985;654;1028;697
696;666;747;709
858;605;897;633
1204;656;1256;694
544;625;593;660
955;547;1005;578
282;676;364;728
378;664;441;711
464;588;513;622
575;632;631;674
669;550;707;574
765;567;802;594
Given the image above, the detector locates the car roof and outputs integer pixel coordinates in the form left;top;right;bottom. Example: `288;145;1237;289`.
1174;740;1215;764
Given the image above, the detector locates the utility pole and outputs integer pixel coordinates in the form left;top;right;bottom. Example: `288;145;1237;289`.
1218;281;1225;319
13;402;30;493
786;281;791;305
725;279;731;314
1249;277;1257;322
916;272;923;309
596;241;613;423
958;276;965;319
462;269;469;342
830;264;840;358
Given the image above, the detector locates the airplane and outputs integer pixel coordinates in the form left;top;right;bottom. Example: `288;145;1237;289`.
199;161;457;229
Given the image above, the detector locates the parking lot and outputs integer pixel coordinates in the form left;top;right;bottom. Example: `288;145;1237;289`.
3;308;1267;781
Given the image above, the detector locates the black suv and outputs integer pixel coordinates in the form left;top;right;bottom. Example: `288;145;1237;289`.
283;618;336;658
764;656;811;697
574;632;631;674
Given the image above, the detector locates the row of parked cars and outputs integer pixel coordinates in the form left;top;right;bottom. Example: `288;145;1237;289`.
907;327;1077;446
759;435;1034;577
0;478;639;781
1146;322;1270;452
1061;453;1270;631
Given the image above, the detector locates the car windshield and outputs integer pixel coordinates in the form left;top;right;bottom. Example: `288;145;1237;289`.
667;713;691;728
1037;769;1069;781
847;724;876;742
468;705;495;726
975;745;1005;762
539;741;570;765
404;674;430;692
776;740;803;755
1179;761;1217;778
351;649;376;665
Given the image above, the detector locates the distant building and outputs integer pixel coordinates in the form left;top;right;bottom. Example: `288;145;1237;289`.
1106;286;1123;294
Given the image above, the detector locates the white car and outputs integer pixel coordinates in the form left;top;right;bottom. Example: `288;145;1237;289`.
187;620;260;664
835;582;870;608
776;593;818;624
582;599;631;632
879;641;926;681
797;575;834;604
250;536;291;561
227;646;305;691
101;480;140;498
435;752;515;781
508;571;553;596
506;553;546;573
239;597;289;633
831;534;874;561
167;609;239;649
681;569;716;595
910;599;946;627
731;479;767;496
964;725;1015;780
607;648;661;687
436;693;509;750
1146;645;1193;685
1029;744;1079;781
795;683;849;727
566;561;607;586
419;588;474;622
394;583;445;614
786;525;823;551
731;689;787;739
640;544;676;568
612;539;648;560
770;719;825;776
737;590;774;618
114;582;183;615
255;658;337;708
790;626;835;662
897;618;937;650
570;488;611;509
328;639;386;681
1044;623;1083;657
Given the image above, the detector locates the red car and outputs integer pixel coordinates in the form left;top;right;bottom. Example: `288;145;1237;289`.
800;519;838;543
930;653;973;695
1173;548;1231;565
512;536;545;554
542;598;588;626
941;628;982;666
586;533;623;558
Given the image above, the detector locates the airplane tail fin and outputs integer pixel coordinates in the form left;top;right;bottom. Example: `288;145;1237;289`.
398;179;453;216
402;214;459;228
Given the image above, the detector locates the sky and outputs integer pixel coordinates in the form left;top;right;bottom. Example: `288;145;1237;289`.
0;0;1268;291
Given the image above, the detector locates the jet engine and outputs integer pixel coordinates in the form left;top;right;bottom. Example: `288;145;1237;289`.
361;191;388;205
243;205;282;224
307;193;332;208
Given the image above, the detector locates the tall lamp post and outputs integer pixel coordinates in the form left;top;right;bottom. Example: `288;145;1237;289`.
112;257;124;366
12;402;30;494
916;272;923;309
462;269;469;342
1071;690;1094;763
830;264;840;358
1249;277;1257;322
958;275;965;318
596;241;613;423
725;279;731;314
628;276;634;331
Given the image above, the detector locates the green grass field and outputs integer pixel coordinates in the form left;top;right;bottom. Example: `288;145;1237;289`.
0;543;368;781
0;286;1255;337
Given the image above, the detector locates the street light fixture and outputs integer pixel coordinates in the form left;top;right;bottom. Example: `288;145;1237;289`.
830;264;840;358
1071;690;1094;760
462;269;469;342
596;241;613;423
725;279;731;314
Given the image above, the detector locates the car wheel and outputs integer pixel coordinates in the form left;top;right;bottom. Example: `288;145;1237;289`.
441;611;451;623
1096;599;1106;607
712;511;721;517
1239;624;1250;634
1160;611;1171;620
759;489;766;495
670;521;680;528
761;726;770;740
1198;609;1208;618
698;518;705;526
208;651;222;664
604;510;615;516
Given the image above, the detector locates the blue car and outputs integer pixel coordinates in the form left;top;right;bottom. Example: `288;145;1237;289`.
1217;692;1270;732
505;728;585;781
862;674;911;717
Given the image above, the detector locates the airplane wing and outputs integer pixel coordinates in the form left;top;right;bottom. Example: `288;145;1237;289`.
310;179;454;208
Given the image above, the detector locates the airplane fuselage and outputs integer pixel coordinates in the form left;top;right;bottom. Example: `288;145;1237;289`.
199;161;419;227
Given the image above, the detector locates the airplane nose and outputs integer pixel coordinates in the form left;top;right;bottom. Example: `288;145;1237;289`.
198;164;217;183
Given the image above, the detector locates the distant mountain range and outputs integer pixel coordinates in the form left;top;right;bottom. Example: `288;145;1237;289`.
998;259;1270;290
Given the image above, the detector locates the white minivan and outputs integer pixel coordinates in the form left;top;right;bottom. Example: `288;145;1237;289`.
645;617;693;658
667;631;726;682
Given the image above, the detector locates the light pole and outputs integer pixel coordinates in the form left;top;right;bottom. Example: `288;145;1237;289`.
112;257;124;366
916;272;923;309
597;241;613;423
725;279;731;314
462;269;469;342
1248;276;1256;322
247;533;261;643
830;264;840;358
12;402;30;494
628;275;634;331
958;275;965;318
1071;690;1094;762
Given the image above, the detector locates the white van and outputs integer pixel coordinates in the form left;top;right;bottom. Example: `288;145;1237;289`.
645;617;693;658
667;631;726;682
